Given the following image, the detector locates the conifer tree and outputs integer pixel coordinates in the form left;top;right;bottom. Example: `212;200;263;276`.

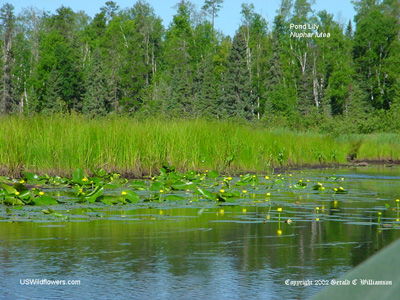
83;49;109;116
221;30;254;120
42;68;66;114
195;55;217;117
0;3;16;114
202;0;223;32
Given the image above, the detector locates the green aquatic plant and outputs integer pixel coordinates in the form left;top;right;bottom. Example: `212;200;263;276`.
0;165;372;230
3;165;400;234
277;207;282;224
377;212;382;224
1;116;399;177
293;179;307;189
0;182;59;206
312;182;325;191
333;186;347;194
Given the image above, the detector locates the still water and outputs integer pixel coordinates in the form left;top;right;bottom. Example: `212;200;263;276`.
1;166;400;299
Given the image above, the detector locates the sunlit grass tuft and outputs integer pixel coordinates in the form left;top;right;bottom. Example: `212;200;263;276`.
0;114;399;177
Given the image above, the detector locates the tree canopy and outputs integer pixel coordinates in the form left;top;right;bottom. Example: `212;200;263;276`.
0;0;399;133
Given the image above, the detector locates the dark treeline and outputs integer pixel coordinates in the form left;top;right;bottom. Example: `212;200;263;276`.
0;0;399;133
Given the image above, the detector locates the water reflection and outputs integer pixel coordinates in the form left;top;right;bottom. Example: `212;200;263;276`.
0;207;397;300
0;166;400;299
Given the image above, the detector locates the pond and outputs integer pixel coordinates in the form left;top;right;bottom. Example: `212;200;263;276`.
1;166;400;299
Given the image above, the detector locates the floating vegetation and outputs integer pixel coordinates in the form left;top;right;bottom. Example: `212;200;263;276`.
1;165;400;229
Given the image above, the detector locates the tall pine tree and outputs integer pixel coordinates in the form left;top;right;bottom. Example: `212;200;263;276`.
220;30;254;120
83;48;109;116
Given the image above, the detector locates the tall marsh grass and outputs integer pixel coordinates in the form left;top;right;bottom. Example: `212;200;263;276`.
0;115;398;177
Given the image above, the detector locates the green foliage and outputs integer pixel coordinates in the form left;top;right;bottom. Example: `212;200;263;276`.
0;0;399;133
353;1;400;110
0;3;17;114
0;115;399;179
83;48;109;116
221;30;255;120
195;55;218;118
202;0;224;30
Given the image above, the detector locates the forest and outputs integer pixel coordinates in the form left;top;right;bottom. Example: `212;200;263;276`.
0;0;399;134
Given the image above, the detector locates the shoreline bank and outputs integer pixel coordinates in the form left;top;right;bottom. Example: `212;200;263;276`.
1;160;399;180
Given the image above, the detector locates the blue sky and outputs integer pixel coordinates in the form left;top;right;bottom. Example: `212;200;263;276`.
9;0;356;36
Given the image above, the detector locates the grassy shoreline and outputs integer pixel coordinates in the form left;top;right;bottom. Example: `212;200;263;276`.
1;115;399;178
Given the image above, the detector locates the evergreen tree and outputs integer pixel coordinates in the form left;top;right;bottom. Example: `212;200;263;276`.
266;0;297;117
167;64;193;116
195;55;217;117
161;1;195;116
220;30;254;120
0;3;16;114
297;65;314;115
100;1;120;24
83;49;109;116
265;39;295;115
42;68;65;114
202;0;223;31
1;0;399;131
345;20;353;38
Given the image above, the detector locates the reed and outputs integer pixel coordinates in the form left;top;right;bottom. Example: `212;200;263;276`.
0;115;398;177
